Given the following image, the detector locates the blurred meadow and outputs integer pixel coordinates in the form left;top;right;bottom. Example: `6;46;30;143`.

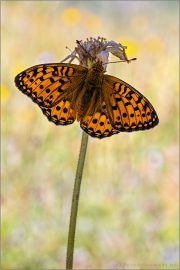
1;1;179;269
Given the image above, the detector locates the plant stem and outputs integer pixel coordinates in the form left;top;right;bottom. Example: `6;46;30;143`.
66;131;89;269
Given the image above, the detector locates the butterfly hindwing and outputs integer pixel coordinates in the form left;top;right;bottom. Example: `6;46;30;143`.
80;101;119;138
41;99;77;125
102;75;159;132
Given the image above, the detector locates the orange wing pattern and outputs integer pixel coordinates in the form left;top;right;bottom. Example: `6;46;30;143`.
101;75;159;132
41;99;76;125
80;101;119;138
80;75;159;138
15;62;159;139
15;63;87;125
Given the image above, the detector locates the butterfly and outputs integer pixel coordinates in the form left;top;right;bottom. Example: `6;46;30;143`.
14;60;159;139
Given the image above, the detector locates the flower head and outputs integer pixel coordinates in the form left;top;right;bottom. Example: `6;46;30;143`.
61;37;134;71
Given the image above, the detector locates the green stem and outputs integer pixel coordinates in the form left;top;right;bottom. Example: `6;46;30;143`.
66;131;89;269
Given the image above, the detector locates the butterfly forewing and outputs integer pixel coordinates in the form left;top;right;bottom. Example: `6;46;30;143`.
15;63;87;106
15;63;88;125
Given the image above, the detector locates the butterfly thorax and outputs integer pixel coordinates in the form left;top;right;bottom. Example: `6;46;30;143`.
91;61;105;73
76;62;105;121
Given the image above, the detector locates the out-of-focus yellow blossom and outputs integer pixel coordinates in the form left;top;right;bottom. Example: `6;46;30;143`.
19;107;36;124
117;39;138;58
61;8;81;26
1;84;10;104
84;13;102;32
146;37;164;54
12;65;27;79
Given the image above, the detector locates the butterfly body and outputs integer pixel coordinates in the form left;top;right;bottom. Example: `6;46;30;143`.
15;61;159;139
76;62;104;121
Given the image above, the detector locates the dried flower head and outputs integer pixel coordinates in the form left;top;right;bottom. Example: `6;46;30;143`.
61;36;133;71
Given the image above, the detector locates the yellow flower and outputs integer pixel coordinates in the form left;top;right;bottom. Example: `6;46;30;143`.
1;84;10;104
146;37;164;54
84;13;102;32
61;8;81;26
117;39;138;58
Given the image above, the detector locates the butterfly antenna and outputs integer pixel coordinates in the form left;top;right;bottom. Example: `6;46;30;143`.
66;46;73;53
103;58;137;65
76;40;96;61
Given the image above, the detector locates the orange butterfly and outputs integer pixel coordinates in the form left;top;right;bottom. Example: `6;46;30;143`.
14;60;159;139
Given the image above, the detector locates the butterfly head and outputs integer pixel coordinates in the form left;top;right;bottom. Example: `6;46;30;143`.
91;60;105;73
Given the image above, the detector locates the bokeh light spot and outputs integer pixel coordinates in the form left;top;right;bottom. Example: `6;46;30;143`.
12;65;27;79
146;37;164;54
117;38;138;58
84;13;102;32
61;8;81;26
19;107;35;124
1;84;10;104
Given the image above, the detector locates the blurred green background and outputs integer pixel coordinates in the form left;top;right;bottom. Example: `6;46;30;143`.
1;1;179;269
